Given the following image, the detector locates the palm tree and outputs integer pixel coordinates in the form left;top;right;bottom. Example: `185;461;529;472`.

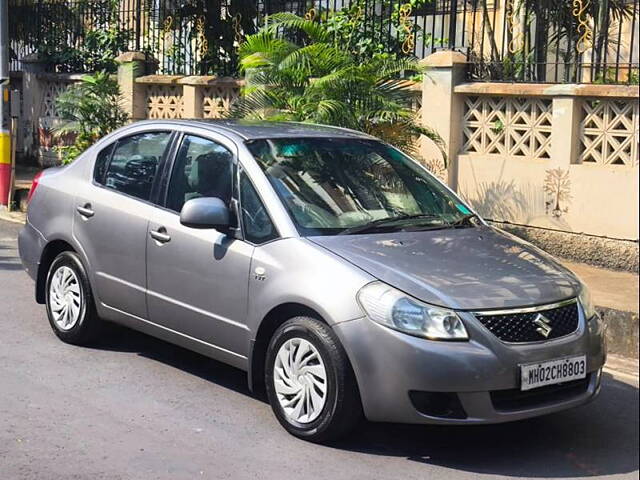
232;13;444;161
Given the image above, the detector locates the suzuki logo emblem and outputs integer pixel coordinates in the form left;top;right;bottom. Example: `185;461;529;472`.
533;313;553;338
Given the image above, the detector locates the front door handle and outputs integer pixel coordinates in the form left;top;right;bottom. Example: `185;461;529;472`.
150;227;171;244
76;204;95;218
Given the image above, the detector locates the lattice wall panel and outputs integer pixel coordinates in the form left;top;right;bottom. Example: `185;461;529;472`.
42;80;75;119
202;85;241;119
146;85;184;119
462;96;553;160
579;98;639;167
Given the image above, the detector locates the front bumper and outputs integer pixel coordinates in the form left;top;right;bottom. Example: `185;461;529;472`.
333;309;606;425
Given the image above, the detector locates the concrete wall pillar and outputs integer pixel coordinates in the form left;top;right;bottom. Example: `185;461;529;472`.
420;51;468;189
550;96;581;168
179;76;207;118
115;52;148;122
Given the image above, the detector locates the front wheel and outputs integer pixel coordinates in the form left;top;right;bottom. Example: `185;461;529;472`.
45;251;103;345
265;316;363;443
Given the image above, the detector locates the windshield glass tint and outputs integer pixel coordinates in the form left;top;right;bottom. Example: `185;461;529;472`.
247;138;473;236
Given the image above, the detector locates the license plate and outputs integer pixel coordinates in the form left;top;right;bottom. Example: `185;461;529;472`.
520;355;587;391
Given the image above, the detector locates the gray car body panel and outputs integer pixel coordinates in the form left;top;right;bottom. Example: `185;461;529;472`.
308;226;582;310
334;309;605;424
19;119;606;425
20;164;85;278
247;237;374;329
146;207;255;357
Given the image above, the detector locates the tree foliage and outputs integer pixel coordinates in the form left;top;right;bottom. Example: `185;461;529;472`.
323;0;429;61
9;0;130;73
149;0;260;75
233;13;443;160
473;0;636;82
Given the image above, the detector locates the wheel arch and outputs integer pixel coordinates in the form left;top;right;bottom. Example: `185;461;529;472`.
248;302;327;393
36;240;77;304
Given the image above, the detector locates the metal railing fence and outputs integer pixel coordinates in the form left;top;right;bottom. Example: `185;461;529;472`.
8;0;640;84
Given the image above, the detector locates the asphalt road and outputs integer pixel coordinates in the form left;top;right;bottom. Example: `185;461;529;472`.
0;219;638;480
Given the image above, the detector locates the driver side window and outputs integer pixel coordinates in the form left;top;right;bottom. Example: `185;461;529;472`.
166;135;234;213
240;171;278;244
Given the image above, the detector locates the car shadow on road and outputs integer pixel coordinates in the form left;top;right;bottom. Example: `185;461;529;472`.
92;326;256;398
91;327;638;478
333;372;639;478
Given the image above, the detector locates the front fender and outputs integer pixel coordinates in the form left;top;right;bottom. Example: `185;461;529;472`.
246;238;373;338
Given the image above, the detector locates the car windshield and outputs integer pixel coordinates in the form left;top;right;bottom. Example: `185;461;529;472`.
246;137;476;236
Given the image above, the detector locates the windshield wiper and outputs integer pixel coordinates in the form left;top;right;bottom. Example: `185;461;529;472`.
447;213;479;228
338;214;445;236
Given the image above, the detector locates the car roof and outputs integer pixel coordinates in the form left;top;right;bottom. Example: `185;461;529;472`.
132;119;375;141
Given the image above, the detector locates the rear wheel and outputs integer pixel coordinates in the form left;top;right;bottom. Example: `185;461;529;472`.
45;251;103;345
265;316;362;443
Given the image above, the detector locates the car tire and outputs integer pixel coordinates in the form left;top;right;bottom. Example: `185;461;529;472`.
265;316;363;443
45;251;103;345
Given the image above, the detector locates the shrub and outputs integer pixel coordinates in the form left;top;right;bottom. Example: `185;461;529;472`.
54;71;129;164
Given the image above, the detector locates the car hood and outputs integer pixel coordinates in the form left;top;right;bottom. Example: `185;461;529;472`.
308;226;581;310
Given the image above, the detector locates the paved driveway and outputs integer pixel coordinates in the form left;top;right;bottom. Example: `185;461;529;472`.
0;219;638;480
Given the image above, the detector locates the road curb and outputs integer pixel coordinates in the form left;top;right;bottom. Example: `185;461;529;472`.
0;208;26;224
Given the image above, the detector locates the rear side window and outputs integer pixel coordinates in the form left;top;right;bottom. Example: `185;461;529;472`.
100;132;171;202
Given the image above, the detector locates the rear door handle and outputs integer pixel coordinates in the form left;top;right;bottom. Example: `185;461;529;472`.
150;227;171;244
76;204;95;218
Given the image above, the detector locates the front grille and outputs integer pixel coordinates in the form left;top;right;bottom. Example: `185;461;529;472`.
491;376;590;411
474;301;579;343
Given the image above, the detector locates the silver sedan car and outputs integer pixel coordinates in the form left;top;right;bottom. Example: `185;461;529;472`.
19;120;606;442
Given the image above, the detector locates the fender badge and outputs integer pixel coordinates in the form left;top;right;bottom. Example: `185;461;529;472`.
254;267;267;281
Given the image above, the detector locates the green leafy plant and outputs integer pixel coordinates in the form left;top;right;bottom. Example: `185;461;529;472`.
76;27;131;72
151;1;261;75
594;66;640;85
54;71;129;164
233;13;444;161
52;26;132;73
10;0;130;73
323;0;429;60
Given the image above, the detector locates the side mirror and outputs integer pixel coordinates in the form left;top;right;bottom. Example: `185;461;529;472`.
180;197;230;231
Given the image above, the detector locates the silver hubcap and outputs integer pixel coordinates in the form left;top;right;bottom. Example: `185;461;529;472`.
49;266;82;331
273;338;328;424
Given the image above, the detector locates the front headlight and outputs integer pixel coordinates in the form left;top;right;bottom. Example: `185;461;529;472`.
357;282;468;340
578;284;597;320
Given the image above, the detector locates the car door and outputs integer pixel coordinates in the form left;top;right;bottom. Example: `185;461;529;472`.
73;130;173;319
145;133;259;357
